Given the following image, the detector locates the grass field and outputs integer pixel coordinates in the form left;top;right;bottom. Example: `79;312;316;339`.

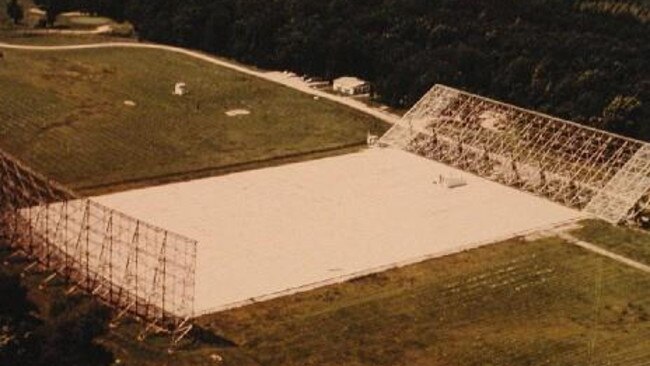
59;15;113;28
0;31;138;45
572;219;650;265
200;235;650;366
0;47;386;193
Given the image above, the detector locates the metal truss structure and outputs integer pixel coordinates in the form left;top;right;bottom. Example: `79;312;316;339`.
380;84;650;224
0;148;197;345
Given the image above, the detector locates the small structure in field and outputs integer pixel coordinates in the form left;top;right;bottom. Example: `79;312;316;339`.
225;109;251;117
434;174;467;189
173;82;187;96
333;76;370;95
123;100;137;107
367;132;379;147
29;7;46;15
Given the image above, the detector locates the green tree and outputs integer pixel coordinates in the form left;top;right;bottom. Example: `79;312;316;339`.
6;0;24;24
38;0;68;27
0;268;113;366
201;1;234;54
0;269;41;366
602;95;643;136
36;301;113;366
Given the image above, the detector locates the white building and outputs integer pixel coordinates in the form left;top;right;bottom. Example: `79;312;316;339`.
333;76;370;95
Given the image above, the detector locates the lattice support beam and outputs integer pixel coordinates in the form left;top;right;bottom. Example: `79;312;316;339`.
0;147;198;345
380;84;650;224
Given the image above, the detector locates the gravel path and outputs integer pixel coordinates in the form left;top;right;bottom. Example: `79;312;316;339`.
556;231;650;274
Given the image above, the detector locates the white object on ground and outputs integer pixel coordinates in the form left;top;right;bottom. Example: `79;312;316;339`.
60;11;84;17
333;76;370;95
435;174;467;189
29;8;45;15
95;25;112;34
367;133;379;147
173;82;187;96
123;100;136;107
225;109;250;117
210;354;223;362
92;148;584;315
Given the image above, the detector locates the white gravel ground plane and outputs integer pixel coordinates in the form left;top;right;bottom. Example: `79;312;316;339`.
92;148;585;315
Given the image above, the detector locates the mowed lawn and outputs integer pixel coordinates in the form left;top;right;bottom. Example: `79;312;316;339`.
572;219;650;266
201;236;650;366
0;32;141;46
0;47;386;191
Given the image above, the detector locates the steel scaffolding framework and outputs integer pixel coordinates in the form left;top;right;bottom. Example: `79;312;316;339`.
0;148;197;344
380;84;650;224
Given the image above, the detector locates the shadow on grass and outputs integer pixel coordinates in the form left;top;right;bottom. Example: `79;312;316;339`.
191;325;238;348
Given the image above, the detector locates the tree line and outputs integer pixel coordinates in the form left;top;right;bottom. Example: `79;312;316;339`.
29;0;650;140
5;0;23;25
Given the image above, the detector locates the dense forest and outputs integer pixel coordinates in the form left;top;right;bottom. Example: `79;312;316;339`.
34;0;649;140
0;267;113;366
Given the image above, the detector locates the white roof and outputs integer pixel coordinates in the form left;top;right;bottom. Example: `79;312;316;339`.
93;148;583;314
333;76;368;88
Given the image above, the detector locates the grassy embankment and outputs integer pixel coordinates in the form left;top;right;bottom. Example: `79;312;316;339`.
0;47;387;194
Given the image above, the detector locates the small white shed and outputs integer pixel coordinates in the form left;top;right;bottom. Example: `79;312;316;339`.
333;77;370;95
173;82;187;96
